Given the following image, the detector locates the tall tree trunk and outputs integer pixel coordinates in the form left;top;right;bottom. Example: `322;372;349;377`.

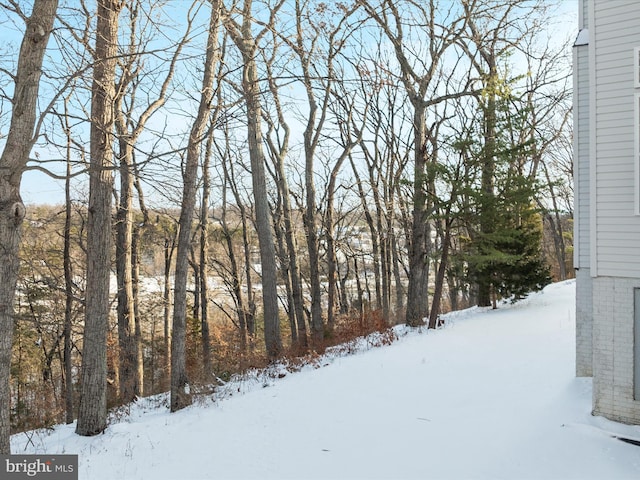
545;210;568;281
131;224;144;396
225;0;283;359
220;171;249;350
295;0;324;343
190;252;200;323
303;167;323;343
268;135;307;348
429;218;452;329
241;208;256;340
163;233;174;378
199;129;214;375
114;129;138;404
63;96;75;424
243;71;282;358
405;107;430;326
76;0;122;437
274;218;298;344
326;145;359;331
171;0;221;411
371;172;389;319
391;232;405;312
0;0;57;453
220;148;251;350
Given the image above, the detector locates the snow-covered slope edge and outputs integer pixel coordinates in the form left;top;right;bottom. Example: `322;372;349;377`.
10;281;640;480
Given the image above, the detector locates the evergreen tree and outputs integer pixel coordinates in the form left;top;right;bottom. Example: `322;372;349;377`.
459;93;551;305
464;187;551;304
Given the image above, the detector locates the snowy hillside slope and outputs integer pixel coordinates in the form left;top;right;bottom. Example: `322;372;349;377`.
11;281;640;479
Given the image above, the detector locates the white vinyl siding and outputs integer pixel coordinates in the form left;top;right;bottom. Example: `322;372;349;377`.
635;47;640;88
592;0;640;276
575;0;593;379
574;44;590;268
636;93;640;213
580;0;587;29
635;288;640;400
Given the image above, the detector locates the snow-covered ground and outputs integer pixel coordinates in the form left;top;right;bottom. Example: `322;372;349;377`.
11;281;640;479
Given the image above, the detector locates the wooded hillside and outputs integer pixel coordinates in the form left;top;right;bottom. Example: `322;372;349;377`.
0;0;574;451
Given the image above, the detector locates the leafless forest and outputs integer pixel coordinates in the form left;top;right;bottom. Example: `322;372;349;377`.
0;0;573;452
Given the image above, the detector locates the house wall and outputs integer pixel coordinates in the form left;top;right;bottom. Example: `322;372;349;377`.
576;268;593;376
574;46;590;269
574;0;592;377
587;0;640;424
592;0;640;277
592;276;640;423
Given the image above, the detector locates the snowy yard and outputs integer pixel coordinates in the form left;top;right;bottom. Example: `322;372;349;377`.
11;281;640;479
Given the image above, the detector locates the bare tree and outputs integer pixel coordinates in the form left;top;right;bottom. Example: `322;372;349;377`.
171;0;222;411
62;94;76;424
213;124;257;351
349;45;414;319
360;0;471;326
162;218;176;376
282;0;361;343
76;0;123;437
224;0;284;359
324;87;367;330
262;32;308;348
112;0;189;403
0;0;58;452
198;125;214;374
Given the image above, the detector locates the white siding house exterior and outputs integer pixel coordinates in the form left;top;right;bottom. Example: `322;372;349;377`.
575;0;640;424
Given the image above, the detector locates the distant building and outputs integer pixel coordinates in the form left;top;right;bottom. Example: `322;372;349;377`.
574;0;640;423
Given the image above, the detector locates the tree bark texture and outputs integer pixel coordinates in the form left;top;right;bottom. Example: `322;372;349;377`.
171;0;221;412
243;65;282;358
76;0;121;437
225;0;283;359
267;111;307;348
220;167;249;351
115;132;139;403
0;0;58;453
199;130;214;374
405;107;431;326
63;99;75;424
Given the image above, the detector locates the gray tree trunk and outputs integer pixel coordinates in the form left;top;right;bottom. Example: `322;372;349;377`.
326;153;351;331
405;107;431;326
76;0;122;437
131;224;144;395
171;0;221;411
265;97;307;348
243;64;282;358
199;129;214;375
225;0;283;359
0;0;58;453
163;233;174;379
63;98;75;424
220;162;249;351
114;133;138;403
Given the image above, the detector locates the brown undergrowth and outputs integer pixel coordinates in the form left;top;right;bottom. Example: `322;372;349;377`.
12;308;402;434
183;307;400;401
